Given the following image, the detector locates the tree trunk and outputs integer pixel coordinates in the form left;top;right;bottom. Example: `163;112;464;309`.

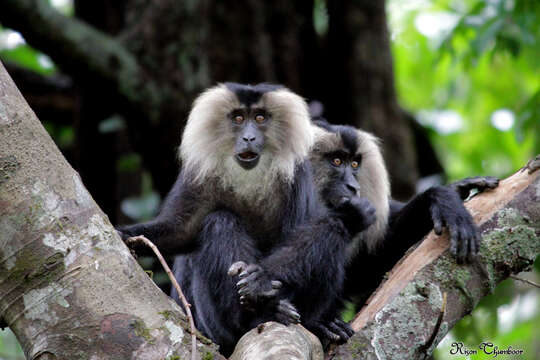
0;62;221;359
324;0;419;199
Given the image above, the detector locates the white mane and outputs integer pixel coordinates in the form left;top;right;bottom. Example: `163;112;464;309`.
179;84;314;202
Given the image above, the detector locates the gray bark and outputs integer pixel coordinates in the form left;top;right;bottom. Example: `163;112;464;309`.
0;61;221;359
229;323;324;360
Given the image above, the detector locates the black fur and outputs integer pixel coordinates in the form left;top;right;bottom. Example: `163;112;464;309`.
221;143;379;347
118;172;205;255
309;123;497;303
171;211;266;356
338;127;358;155
123;166;343;354
228;198;374;343
118;84;312;256
225;82;283;106
172;211;350;356
169;159;367;355
278;117;496;310
121;92;496;354
119;81;360;353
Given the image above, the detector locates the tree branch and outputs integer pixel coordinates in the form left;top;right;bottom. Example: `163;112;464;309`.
230;323;324;360
0;0;160;119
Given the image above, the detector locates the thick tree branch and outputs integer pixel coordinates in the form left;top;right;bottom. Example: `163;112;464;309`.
0;62;221;359
230;323;324;360
0;0;160;120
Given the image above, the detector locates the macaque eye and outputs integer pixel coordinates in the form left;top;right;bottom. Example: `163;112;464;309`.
255;114;265;123
351;161;359;169
234;115;244;124
332;158;342;166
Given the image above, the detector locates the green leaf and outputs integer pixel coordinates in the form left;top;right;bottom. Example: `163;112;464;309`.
0;45;56;75
471;18;505;55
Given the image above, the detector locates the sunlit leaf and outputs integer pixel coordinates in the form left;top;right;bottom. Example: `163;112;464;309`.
0;45;56;75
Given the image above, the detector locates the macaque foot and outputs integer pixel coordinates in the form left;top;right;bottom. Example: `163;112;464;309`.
312;318;354;343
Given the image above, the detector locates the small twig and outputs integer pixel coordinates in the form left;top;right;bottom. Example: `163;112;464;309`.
129;235;198;360
510;275;540;289
421;292;447;357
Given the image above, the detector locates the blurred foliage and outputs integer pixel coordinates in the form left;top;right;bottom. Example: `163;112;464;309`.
120;172;161;222
390;0;539;181
389;0;540;358
47;0;74;16
313;0;329;36
0;329;24;360
43;122;75;149
98;115;126;134
0;0;72;74
0;44;56;76
341;301;357;323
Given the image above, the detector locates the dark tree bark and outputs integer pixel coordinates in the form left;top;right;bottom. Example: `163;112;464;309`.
74;0;126;35
71;0;132;224
324;0;418;199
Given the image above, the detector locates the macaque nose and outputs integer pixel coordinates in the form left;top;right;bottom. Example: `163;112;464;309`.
346;183;359;194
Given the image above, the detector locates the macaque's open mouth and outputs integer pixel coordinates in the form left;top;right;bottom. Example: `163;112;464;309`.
235;151;260;169
237;151;258;160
